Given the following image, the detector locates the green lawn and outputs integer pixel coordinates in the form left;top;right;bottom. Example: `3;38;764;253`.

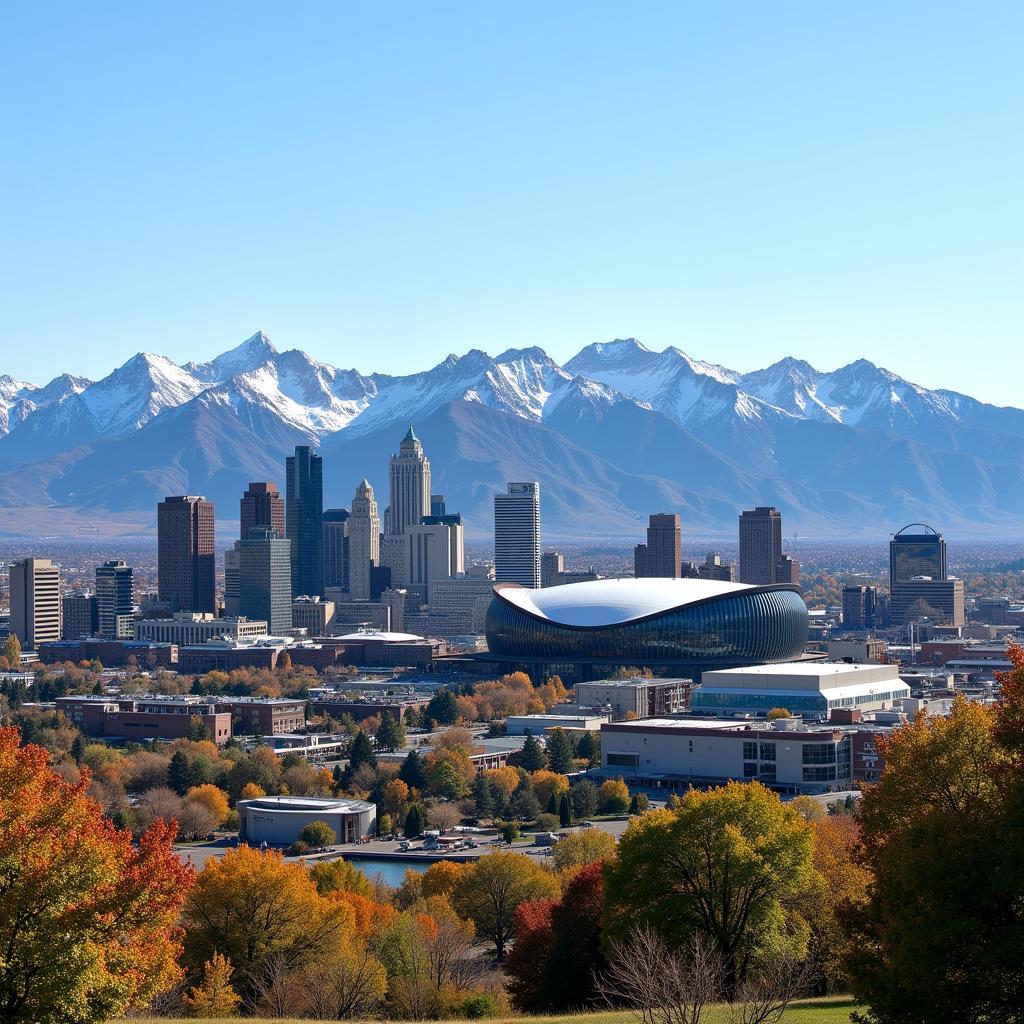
128;994;860;1024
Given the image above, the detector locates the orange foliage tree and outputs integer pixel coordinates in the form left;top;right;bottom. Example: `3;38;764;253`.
0;726;192;1023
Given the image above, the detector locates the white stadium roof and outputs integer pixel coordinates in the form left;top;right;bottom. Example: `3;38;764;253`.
496;577;755;627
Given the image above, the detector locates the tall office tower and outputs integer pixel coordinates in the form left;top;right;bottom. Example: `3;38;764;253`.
223;542;241;616
842;585;878;630
634;513;682;578
158;496;216;613
892;577;964;627
95;560;134;639
738;506;783;585
422;513;465;578
62;592;98;640
775;554;800;586
286;446;324;598
889;524;947;590
9;558;61;648
494;482;541;588
380;535;410;588
407;520;465;602
240;482;285;542
239;528;293;634
430;494;447;517
323;508;350;590
348;479;381;600
541;551;565;588
388;424;431;536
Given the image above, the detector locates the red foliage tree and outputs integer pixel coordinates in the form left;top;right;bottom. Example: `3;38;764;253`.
0;725;193;1023
506;861;606;1012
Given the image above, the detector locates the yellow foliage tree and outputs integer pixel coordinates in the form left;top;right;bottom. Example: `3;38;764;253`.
531;769;569;807
482;766;519;800
183;846;353;1004
239;781;266;800
420;859;464;898
181;952;241;1018
186;783;230;825
551;827;616;872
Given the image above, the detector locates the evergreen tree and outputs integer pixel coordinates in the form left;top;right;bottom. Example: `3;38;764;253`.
545;728;574;774
546;792;558;816
511;787;541;822
404;803;425;838
347;730;377;774
570;779;599;819
519;734;547;772
426;688;460;725
167;750;192;795
576;730;598;764
377;713;406;752
399;748;429;791
71;733;86;764
559;792;572;827
472;772;495;818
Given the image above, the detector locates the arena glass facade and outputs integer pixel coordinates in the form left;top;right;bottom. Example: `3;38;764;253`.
482;580;810;682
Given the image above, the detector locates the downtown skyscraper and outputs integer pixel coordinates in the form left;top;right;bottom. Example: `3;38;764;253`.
494;482;541;589
738;506;783;586
388;424;431;535
157;496;216;613
240;481;285;542
348;479;381;600
634;513;682;578
286;446;324;598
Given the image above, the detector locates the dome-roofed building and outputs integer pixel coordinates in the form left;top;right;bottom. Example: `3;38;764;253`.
482;577;812;682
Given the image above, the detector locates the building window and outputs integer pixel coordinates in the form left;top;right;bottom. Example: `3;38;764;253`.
743;741;757;760
607;752;639;768
802;765;837;782
802;743;837;765
759;742;776;761
743;762;757;778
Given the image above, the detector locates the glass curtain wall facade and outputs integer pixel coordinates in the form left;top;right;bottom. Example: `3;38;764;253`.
485;586;807;665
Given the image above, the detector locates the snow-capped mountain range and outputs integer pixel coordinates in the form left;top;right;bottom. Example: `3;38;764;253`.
2;332;1023;538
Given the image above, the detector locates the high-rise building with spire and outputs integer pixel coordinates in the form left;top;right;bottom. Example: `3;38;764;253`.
348;479;381;600
286;446;324;598
388;424;431;536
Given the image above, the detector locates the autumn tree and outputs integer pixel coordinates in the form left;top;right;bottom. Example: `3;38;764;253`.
452;849;560;959
183;845;353;1004
604;781;819;997
301;819;337;848
181;952;241;1018
3;634;21;669
551;827;616;872
506;860;606;1012
309;857;374;898
0;726;192;1024
598;777;630;814
845;688;1024;1022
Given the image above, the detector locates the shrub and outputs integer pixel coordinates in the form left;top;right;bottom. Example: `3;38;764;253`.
534;812;560;831
300;820;337;848
499;823;520;843
461;993;498;1018
285;839;310;857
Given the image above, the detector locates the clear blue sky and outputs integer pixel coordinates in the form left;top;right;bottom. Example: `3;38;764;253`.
2;2;1022;404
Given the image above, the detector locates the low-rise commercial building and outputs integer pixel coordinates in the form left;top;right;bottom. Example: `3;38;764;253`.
600;717;855;793
135;612;268;645
238;795;376;845
214;696;306;735
312;695;429;723
38;638;177;668
691;662;909;720
506;712;608;735
291;597;336;637
574;677;690;721
55;694;231;744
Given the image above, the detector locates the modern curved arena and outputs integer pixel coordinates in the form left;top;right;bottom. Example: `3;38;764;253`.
483;577;810;682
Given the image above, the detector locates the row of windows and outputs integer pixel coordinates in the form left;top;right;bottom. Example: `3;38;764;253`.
742;741;778;761
486;588;809;664
693;693;828;713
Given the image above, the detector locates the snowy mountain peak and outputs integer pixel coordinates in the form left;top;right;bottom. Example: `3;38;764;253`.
185;331;280;382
